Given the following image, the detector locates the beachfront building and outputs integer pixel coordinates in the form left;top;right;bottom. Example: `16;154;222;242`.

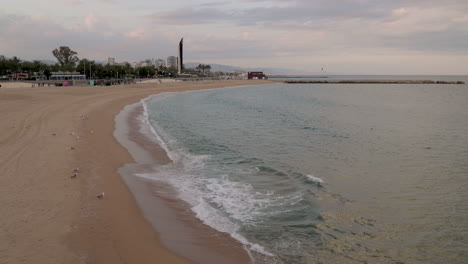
166;56;178;68
12;73;29;80
108;58;115;66
248;72;268;80
49;71;86;80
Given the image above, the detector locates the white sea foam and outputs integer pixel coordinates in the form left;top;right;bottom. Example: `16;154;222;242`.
140;97;171;151
135;93;322;257
138;168;275;256
134;158;277;255
140;94;184;162
306;174;324;184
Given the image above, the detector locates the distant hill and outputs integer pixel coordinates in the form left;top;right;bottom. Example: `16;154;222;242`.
185;62;311;75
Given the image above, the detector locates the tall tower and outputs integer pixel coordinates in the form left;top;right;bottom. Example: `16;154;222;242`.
178;38;183;74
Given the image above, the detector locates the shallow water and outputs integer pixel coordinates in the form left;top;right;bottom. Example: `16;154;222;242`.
134;82;468;263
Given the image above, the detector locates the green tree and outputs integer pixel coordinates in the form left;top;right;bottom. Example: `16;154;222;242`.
76;59;97;79
10;56;21;73
21;61;33;73
0;55;7;75
43;68;52;80
196;64;203;75
51;63;61;72
52;46;79;70
137;66;156;78
195;64;211;76
32;60;43;73
183;68;198;75
165;66;177;77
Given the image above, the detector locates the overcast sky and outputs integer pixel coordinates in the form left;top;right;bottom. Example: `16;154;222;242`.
1;0;467;74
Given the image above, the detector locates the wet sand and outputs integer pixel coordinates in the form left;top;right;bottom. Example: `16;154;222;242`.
115;101;254;264
0;80;271;264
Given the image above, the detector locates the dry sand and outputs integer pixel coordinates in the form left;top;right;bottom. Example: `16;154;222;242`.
0;82;33;89
0;80;271;264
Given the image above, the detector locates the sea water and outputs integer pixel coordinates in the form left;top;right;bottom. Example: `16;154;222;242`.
136;82;468;264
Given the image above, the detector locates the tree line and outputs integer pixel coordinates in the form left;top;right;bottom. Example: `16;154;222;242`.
0;55;53;79
0;46;214;80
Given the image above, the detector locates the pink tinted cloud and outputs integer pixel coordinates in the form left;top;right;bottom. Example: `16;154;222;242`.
125;28;146;39
376;7;462;35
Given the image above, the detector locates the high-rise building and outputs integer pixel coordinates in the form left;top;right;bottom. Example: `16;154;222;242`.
178;38;183;74
108;57;115;66
166;56;178;68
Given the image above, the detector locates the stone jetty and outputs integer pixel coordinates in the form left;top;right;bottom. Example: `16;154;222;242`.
284;80;465;84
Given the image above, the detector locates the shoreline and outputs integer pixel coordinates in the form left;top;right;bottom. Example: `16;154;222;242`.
0;80;271;264
114;100;252;263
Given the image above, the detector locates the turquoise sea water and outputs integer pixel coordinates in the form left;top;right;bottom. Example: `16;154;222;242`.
138;82;468;263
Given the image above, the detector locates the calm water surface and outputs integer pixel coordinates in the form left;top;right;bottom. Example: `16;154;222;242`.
139;82;468;263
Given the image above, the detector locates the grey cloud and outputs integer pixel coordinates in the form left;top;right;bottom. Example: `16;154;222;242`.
149;0;390;26
381;30;468;54
149;0;468;26
0;13;174;61
62;0;117;6
198;1;229;7
147;0;468;54
148;7;232;25
2;0;467;74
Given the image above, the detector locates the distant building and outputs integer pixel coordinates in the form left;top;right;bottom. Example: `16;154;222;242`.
144;59;153;66
166;56;178;68
117;61;131;68
155;59;165;68
178;38;183;74
108;58;115;66
247;72;268;80
132;61;149;68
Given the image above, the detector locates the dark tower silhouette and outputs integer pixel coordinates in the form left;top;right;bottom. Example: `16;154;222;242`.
178;38;183;74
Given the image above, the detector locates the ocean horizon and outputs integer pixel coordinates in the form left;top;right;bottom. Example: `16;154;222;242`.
269;74;468;82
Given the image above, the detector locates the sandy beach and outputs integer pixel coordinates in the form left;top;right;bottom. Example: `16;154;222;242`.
0;80;271;264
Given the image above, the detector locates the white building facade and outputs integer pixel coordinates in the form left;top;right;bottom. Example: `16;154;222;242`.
155;59;165;68
166;56;178;68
